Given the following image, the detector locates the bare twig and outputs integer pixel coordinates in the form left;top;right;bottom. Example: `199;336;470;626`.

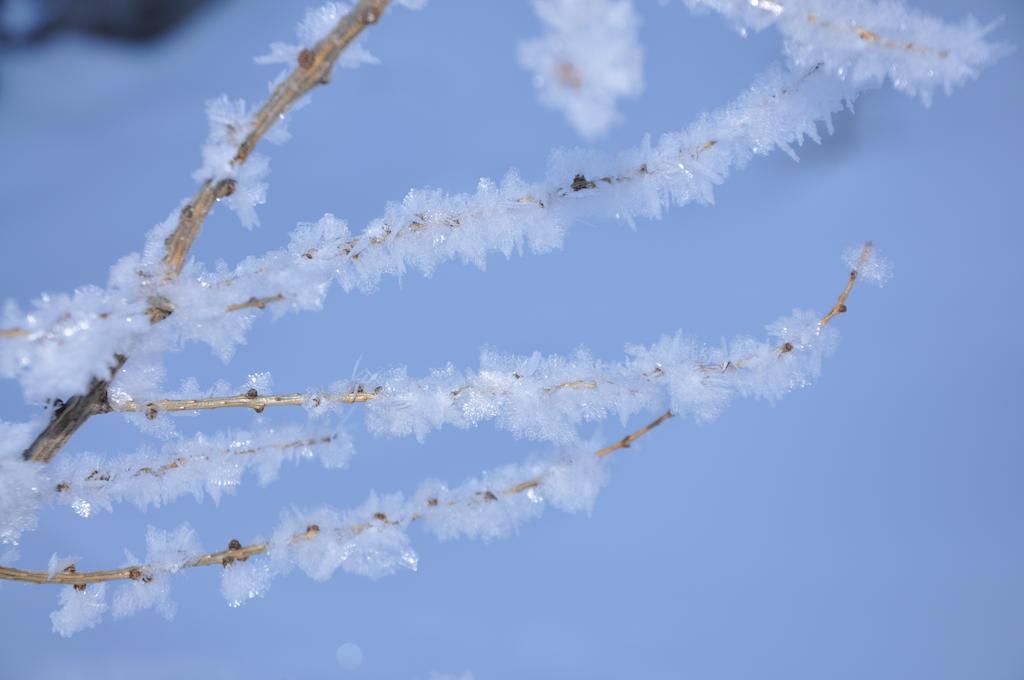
821;241;872;327
20;0;393;464
116;388;379;419
0;244;876;587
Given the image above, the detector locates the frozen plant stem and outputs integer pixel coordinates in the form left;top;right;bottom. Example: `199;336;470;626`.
20;0;393;464
0;243;873;587
107;243;874;422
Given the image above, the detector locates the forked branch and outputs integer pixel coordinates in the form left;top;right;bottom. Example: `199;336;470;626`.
20;0;393;464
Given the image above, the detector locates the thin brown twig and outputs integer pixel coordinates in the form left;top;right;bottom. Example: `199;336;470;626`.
101;243;875;420
224;294;287;313
0;244;876;587
19;0;392;464
821;241;872;327
115;388;379;419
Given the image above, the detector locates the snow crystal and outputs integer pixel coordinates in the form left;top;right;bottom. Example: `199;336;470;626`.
520;0;644;138
221;557;272;607
541;452;608;514
255;2;380;70
48;423;352;519
50;584;108;638
193;95;269;228
270;498;418;582
844;243;893;286
0;419;44;545
0;547;19;589
112;565;175;621
145;523;202;573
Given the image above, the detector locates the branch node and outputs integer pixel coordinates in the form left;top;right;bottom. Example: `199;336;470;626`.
215;178;237;198
222;539;246;567
571;173;597;192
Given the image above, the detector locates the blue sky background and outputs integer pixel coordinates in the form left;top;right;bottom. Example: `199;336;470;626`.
1;1;1022;678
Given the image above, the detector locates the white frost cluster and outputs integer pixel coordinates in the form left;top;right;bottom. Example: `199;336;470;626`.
193;95;269;228
519;0;644;138
143;523;203;573
112;568;175;621
106;524;200;623
844;244;892;286
47;423;352;518
682;0;1009;103
51;523;198;632
50;583;108;638
221;557;273;608
0;419;45;545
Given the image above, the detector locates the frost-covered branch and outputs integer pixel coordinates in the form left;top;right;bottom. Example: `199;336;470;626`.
0;407;674;591
0;242;882;537
14;0;395;465
682;0;1010;102
0;243;879;605
47;426;352;518
96;245;885;453
164;0;394;273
